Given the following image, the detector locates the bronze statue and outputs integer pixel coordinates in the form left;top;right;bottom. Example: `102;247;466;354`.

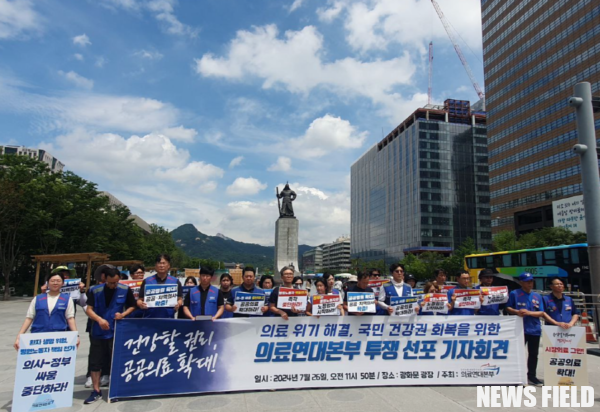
276;183;296;218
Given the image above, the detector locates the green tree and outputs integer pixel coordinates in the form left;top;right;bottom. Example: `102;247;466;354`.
442;237;478;276
399;253;428;280
492;230;518;252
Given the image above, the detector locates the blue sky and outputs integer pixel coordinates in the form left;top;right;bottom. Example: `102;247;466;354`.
0;0;484;246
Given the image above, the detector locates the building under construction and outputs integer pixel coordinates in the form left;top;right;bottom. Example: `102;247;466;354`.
351;99;491;264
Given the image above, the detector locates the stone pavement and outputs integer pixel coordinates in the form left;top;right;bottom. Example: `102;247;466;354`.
1;298;599;412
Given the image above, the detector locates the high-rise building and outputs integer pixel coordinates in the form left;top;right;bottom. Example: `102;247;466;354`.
322;237;351;272
351;100;491;263
482;0;600;235
302;247;323;273
0;145;65;173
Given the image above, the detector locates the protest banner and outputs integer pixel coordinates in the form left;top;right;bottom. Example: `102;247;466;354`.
542;325;589;386
277;288;308;311
121;280;143;300
60;279;81;300
390;296;419;317
234;292;265;315
13;332;78;411
413;288;425;296
346;292;376;313
109;316;527;400
311;295;341;316
421;293;449;314
480;286;509;306
453;290;481;310
144;284;178;308
368;279;390;299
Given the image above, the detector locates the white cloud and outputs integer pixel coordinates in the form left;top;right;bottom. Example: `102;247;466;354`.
73;53;84;61
58;70;94;89
133;49;164;60
289;114;366;158
95;57;107;68
72;33;91;47
155;161;223;185
194;24;417;122
268;156;291;172
157;125;197;142
229;155;243;169
288;0;304;13
0;0;41;39
319;0;482;53
226;177;267;196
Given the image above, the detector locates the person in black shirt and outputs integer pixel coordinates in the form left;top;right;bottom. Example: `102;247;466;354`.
343;272;375;316
270;266;304;319
219;273;234;319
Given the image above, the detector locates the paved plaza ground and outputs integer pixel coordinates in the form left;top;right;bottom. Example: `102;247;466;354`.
0;297;599;412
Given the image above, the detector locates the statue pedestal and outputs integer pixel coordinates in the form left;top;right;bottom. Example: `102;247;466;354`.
274;217;299;280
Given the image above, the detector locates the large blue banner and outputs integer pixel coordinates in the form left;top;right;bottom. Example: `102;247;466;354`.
109;316;527;400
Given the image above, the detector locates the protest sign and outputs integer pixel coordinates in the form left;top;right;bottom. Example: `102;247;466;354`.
120;280;143;300
144;284;178;308
60;279;81;300
368;279;390;299
277;288;308;311
542;325;589;386
346;292;376;313
421;293;449;314
234;292;265;315
480;286;509;306
412;288;425;296
390;296;419;317
453;289;481;310
109;316;527;400
311;294;341;316
13;332;77;411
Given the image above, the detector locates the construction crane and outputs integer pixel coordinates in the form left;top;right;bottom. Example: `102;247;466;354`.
431;0;485;104
428;41;433;105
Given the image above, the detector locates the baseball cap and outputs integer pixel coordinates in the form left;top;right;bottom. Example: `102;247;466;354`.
518;272;534;282
479;268;496;278
405;274;416;281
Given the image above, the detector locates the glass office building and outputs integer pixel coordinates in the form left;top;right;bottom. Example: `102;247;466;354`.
351;100;492;263
482;0;600;234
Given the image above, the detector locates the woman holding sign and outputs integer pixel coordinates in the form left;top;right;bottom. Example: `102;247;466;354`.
306;278;344;316
14;272;80;350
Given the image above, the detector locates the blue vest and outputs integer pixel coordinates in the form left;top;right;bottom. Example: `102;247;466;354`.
544;294;578;323
143;275;178;319
447;288;476;316
189;285;220;317
92;284;129;339
474;285;500;316
508;289;544;336
31;293;70;333
383;283;413;306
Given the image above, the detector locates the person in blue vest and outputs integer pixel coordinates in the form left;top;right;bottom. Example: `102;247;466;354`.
474;268;503;316
14;272;80;350
506;272;546;386
136;254;183;318
448;270;482;315
183;267;224;320
543;277;580;329
378;264;413;315
219;273;234;319
226;267;269;318
84;265;136;404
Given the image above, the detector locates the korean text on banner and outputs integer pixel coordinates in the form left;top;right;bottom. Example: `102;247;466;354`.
453;290;481;310
542;325;589;386
480;286;509;306
60;279;81;300
13;332;78;411
234;292;265;315
413;289;425;296
144;284;178;308
347;292;376;313
390;296;419;317
109;316;527;400
312;295;341;316
421;293;448;314
121;280;143;300
277;288;308;311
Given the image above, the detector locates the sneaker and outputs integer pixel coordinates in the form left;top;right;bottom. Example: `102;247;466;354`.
100;375;110;387
83;390;102;404
528;377;544;386
84;376;92;388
